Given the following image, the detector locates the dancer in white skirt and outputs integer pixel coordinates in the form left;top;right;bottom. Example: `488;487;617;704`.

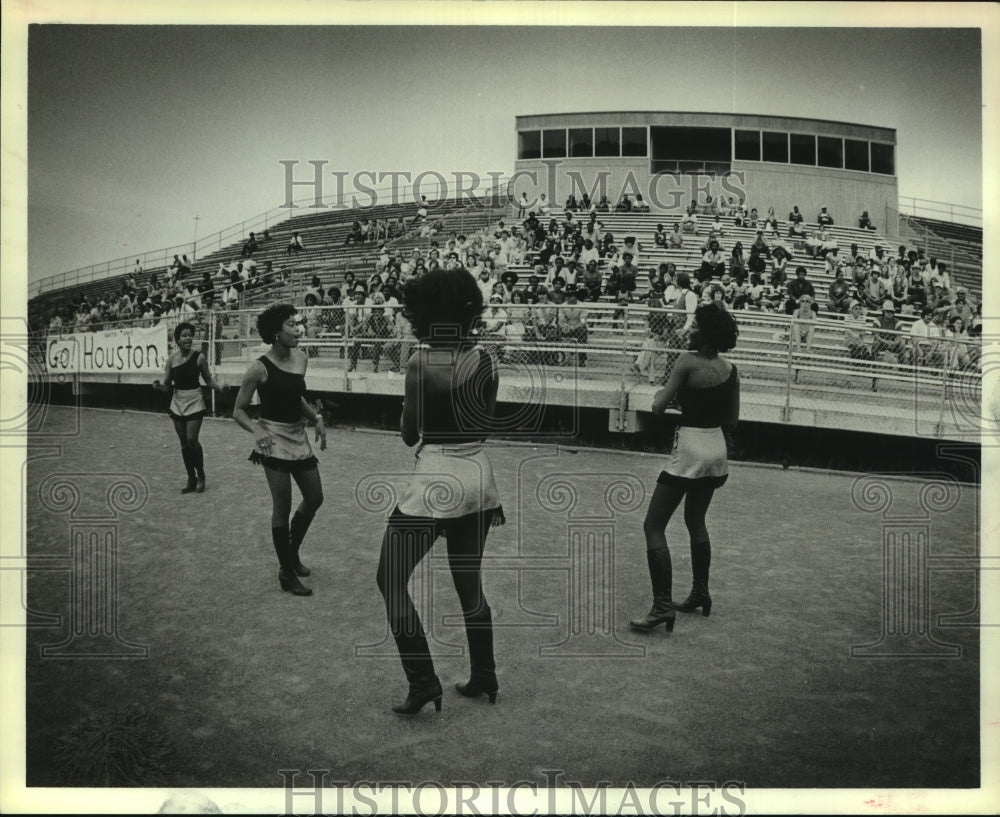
153;321;224;494
233;304;327;597
630;303;740;632
376;268;506;715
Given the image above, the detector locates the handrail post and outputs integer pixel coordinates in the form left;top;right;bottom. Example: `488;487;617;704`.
783;315;794;422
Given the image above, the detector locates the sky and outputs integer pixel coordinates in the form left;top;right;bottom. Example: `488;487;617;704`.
13;9;993;291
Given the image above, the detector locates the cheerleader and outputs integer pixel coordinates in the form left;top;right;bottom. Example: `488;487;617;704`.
376;268;505;715
153;322;223;493
232;304;327;596
630;304;740;632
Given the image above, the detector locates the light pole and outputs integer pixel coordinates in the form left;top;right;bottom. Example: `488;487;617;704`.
193;215;200;262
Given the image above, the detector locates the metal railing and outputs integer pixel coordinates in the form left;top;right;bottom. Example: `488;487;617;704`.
31;300;983;438
896;196;982;227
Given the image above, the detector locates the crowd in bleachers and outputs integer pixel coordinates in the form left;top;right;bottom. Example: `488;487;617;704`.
40;191;983;380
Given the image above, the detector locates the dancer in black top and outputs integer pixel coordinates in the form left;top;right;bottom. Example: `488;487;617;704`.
153;321;223;493
233;304;327;596
630;304;740;632
376;268;506;715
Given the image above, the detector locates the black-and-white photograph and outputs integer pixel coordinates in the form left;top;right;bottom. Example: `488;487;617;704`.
2;3;997;815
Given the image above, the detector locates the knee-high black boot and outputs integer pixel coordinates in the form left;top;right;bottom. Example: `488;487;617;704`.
190;444;206;492
675;539;712;616
630;548;675;632
390;629;442;715
289;512;313;577
455;606;498;703
271;525;311;596
180;447;197;493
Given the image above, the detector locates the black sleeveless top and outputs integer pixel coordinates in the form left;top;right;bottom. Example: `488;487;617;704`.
257;355;306;424
421;347;496;444
678;363;737;428
171;353;202;390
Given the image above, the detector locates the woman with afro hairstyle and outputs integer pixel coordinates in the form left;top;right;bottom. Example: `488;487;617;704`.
152;321;224;493
376;268;506;715
232;304;327;596
630;303;740;633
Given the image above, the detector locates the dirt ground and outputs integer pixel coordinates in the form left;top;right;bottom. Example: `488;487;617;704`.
20;405;980;791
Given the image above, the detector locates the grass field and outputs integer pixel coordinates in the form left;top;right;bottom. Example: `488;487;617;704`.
19;405;980;791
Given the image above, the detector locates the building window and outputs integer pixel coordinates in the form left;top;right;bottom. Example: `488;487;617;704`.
734;130;761;161
818;136;843;169
789;133;816;166
595;127;620;157
622;127;648;157
519;131;541;160
569;128;593;158
762;131;788;163
651;126;731;163
844;139;869;172
542;129;567;159
870;142;895;175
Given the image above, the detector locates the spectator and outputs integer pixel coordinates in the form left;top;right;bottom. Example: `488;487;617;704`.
827;269;852;313
699;240;726;283
861;268;885;311
480;295;509;337
729;242;747;284
817;207;834;226
617;254;639;299
634;194;650;213
928;284;953;326
632;287;672;381
905;272;927;312
669;222;684;248
931;262;952;293
667;271;699;343
945;315;973;370
287;232;305;254
908;306;944;367
889;268;908;311
804;226;825;258
560;288;589;366
785;266;818;315
749;230;771;260
844;300;875;360
681;210;698;234
949;287;974;325
858;211;876;230
654;223;669;248
872;301;910;363
241;232;259;257
763;207;779;234
476;268;495;303
770;244;791;287
788;205;804;225
790;295;817;352
581;260;603;302
344;285;372;372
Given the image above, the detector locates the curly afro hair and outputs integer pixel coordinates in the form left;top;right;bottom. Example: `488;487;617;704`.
694;303;738;353
401;268;484;345
256;303;297;345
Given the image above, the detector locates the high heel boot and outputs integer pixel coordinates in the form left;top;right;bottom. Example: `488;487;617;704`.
630;548;675;632
675;539;711;616
180;448;197;493
391;632;442;715
192;445;206;493
289;512;313;577
455;606;498;703
272;525;312;596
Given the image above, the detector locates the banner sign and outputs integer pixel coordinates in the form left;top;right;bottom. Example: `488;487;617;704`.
46;324;169;375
